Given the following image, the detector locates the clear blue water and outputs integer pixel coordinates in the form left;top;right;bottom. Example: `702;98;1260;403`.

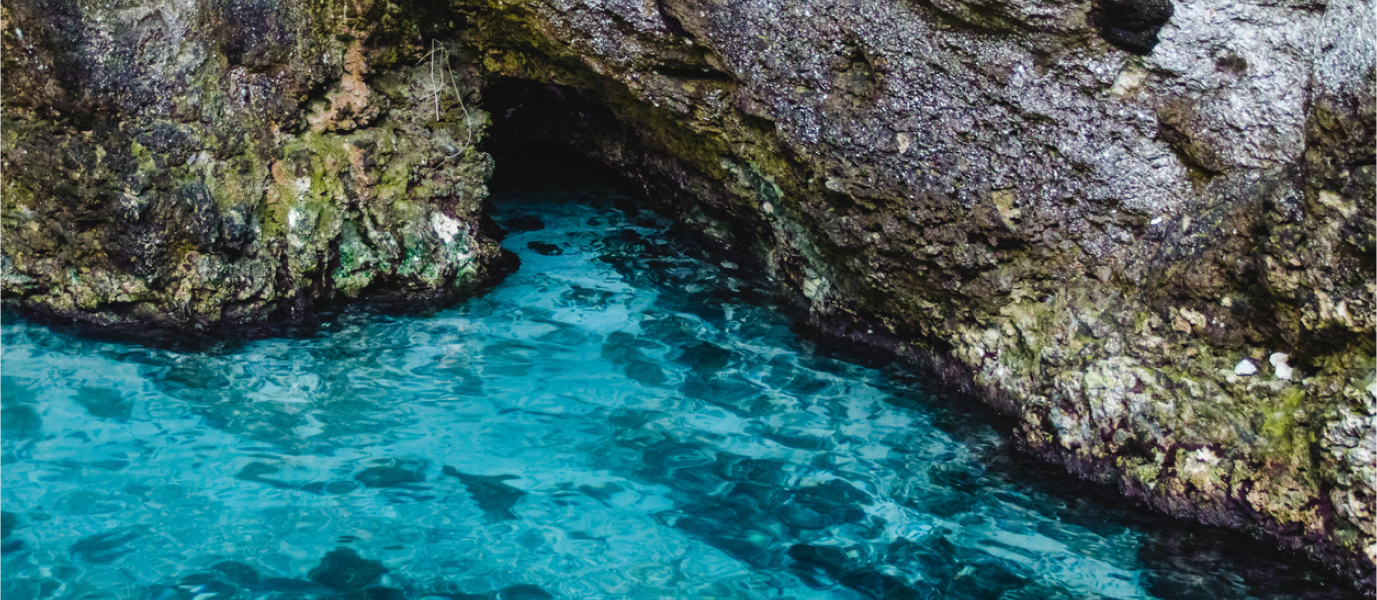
1;183;1357;600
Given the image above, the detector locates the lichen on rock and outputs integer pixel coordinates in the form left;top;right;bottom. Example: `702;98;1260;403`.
1;0;504;334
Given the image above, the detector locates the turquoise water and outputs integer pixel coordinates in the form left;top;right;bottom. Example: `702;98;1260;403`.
1;183;1356;600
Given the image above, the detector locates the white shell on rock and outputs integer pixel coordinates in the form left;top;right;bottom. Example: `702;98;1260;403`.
1234;359;1258;376
1270;352;1293;380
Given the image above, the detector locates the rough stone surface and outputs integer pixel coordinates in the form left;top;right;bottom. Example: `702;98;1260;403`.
1;0;504;334
459;0;1375;586
2;0;1373;588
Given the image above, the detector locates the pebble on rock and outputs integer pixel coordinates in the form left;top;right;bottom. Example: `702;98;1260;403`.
1234;359;1258;376
1270;353;1293;380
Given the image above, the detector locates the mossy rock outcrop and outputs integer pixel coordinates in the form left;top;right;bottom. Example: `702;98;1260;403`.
1;0;504;333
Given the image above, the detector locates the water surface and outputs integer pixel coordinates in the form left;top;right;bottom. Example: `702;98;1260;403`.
1;184;1356;599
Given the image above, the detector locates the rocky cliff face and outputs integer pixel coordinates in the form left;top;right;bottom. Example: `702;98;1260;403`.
2;0;1373;587
1;0;504;334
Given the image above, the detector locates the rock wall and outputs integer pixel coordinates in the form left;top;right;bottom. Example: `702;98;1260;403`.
458;0;1375;585
2;0;1373;587
1;0;503;334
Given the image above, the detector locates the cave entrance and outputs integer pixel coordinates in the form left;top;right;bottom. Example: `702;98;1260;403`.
479;78;636;196
477;76;775;276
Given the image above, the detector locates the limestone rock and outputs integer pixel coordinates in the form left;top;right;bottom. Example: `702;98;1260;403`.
1270;352;1293;380
1234;359;1258;376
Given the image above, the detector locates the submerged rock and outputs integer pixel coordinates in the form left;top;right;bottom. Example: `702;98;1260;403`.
355;466;427;488
443;466;528;521
0;512;16;539
526;241;563;256
308;548;389;590
70;529;141;564
497;584;555;600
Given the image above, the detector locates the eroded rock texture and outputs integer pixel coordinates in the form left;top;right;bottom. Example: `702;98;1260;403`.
1;0;502;333
458;0;1375;585
1;0;1373;587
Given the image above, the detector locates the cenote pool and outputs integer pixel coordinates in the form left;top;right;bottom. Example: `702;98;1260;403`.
0;181;1358;600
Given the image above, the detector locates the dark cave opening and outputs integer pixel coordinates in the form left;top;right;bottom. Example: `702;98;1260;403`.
479;79;636;194
475;78;784;310
476;77;779;271
475;77;947;374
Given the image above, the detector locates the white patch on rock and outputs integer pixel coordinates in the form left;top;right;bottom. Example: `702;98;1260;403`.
896;132;911;154
1269;352;1293;380
1109;65;1148;97
1316;190;1355;217
1179;307;1206;329
431;212;462;244
802;276;829;301
1178;447;1221;485
1234;358;1258;376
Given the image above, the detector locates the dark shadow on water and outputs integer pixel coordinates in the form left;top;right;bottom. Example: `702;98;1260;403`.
3;303;424;356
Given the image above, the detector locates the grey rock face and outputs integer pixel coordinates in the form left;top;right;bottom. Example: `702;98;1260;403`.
462;0;1375;585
